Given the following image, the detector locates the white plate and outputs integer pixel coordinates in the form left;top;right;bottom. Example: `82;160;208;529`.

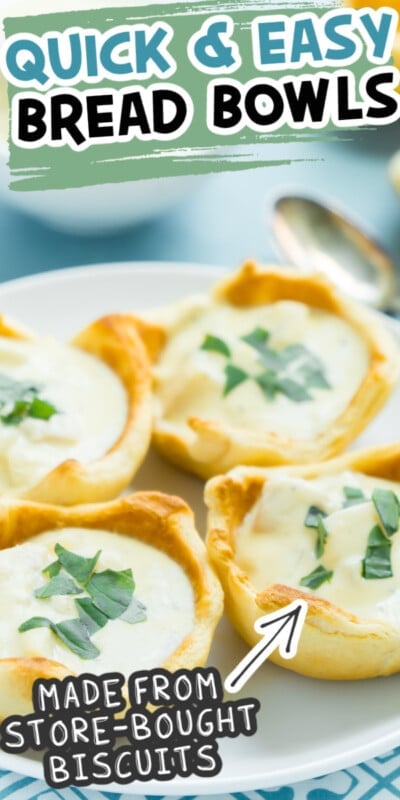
1;262;400;796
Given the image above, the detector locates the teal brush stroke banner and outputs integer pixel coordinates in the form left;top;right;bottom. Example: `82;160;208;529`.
2;0;395;191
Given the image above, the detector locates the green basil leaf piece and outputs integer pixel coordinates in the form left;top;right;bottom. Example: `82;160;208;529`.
372;489;400;537
304;506;328;528
75;597;109;635
120;596;147;624
55;543;101;584
255;369;278;399
276;377;311;403
86;569;134;619
42;560;62;578
241;327;270;352
223;364;248;396
316;517;329;558
53;619;100;660
362;524;393;579
210;327;331;405
19;615;99;660
34;574;82;599
120;568;133;578
0;374;37;405
200;334;231;358
0;374;58;426
300;364;331;390
29;397;57;421
343;485;367;508
257;349;283;372
344;486;365;500
279;343;307;365
368;525;389;546
300;564;333;590
1;400;31;425
18;616;52;632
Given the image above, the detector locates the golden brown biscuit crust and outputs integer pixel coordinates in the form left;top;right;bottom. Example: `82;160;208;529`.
206;445;400;680
0;492;223;719
136;262;400;479
0;313;153;504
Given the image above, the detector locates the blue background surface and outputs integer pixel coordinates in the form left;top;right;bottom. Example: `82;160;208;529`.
0;124;399;285
2;746;400;800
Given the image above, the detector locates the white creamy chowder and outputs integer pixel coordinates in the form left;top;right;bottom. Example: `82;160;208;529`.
154;298;369;441
236;471;400;627
0;336;127;492
1;528;195;676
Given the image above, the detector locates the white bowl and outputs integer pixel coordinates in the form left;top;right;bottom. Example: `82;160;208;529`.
0;0;201;235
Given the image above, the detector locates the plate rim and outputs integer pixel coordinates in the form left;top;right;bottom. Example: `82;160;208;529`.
2;729;400;797
0;260;228;295
0;260;399;795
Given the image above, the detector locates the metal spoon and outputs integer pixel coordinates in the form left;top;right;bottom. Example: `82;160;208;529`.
272;195;400;313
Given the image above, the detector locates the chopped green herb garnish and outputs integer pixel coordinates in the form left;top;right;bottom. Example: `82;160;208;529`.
223;364;248;396
86;569;135;619
255;370;278;399
362;524;393;579
301;486;400;587
300;564;333;590
372;489;400;537
55;543;100;584
344;486;365;500
304;506;328;528
1;400;31;426
316;517;329;558
29;397;58;421
120;596;148;624
257;349;283;372
300;363;331;390
304;507;329;557
344;487;365;499
241;327;270;352
34;574;82;599
201;334;231;358
200;327;331;404
0;373;57;426
0;374;36;405
75;597;109;635
42;560;62;578
53;619;101;659
342;486;367;508
18;616;100;660
20;544;147;660
276;377;311;403
19;616;54;632
277;343;306;365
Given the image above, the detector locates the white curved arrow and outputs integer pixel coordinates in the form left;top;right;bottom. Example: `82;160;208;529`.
224;599;308;694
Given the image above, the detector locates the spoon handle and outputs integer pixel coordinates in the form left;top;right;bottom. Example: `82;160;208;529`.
384;296;400;316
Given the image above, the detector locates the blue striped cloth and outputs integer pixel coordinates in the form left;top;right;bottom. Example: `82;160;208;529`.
1;747;400;800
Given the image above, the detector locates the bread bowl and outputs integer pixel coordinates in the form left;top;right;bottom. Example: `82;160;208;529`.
206;444;400;680
137;261;399;479
0;491;223;718
0;313;153;504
